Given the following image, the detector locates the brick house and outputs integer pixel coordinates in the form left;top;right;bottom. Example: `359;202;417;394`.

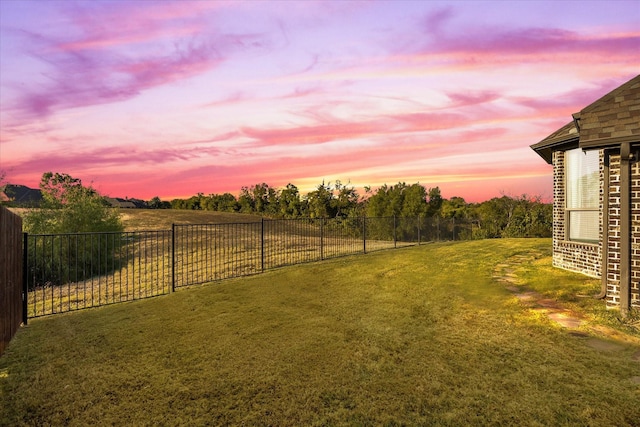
531;74;639;314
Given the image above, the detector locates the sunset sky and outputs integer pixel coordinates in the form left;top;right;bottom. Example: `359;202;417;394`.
1;0;638;202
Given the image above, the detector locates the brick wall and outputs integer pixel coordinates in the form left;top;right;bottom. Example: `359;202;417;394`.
551;150;602;279
632;157;640;308
603;152;639;309
607;154;622;306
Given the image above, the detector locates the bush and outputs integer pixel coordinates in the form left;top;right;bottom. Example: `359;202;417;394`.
23;173;124;286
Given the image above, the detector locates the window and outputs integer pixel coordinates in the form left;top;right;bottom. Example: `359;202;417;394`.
565;148;599;242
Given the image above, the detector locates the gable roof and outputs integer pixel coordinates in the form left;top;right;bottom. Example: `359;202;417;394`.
531;74;640;164
106;197;137;209
0;184;43;206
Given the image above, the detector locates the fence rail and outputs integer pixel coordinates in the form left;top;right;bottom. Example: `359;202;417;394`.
23;216;474;318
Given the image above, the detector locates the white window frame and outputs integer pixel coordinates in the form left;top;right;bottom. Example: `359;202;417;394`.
565;148;599;243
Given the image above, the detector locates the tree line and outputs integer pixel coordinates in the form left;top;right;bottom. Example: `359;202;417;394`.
11;172;552;239
162;180;552;238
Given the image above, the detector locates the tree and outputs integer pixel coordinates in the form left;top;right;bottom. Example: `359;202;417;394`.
426;187;443;217
238;186;255;213
331;180;360;218
148;196;171;209
305;181;335;218
23;172;124;286
278;183;302;218
440;196;468;219
24;172;123;234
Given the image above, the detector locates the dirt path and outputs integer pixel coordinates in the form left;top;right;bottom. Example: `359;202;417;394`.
492;252;640;384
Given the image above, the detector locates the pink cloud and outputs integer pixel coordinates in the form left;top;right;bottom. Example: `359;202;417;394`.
241;120;389;146
53;1;219;52
446;91;500;108
387;7;640;70
513;76;638;116
3;4;271;125
417;9;640;58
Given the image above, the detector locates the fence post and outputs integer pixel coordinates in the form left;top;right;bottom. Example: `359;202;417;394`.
261;218;265;272
320;218;324;260
393;215;397;248
171;224;175;292
452;217;456;241
362;216;367;254
417;216;421;245
22;232;28;325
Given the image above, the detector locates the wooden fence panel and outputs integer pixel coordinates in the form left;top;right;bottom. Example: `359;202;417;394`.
0;206;23;356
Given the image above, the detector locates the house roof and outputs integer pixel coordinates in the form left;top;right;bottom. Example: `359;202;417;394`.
529;121;579;163
106;197;137;209
531;74;640;164
0;184;43;206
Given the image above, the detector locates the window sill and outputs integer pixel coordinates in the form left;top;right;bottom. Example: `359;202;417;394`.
561;239;599;248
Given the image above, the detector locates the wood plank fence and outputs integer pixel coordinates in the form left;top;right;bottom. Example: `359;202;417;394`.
0;206;25;356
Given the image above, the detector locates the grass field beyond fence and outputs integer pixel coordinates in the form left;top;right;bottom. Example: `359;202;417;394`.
2;239;639;426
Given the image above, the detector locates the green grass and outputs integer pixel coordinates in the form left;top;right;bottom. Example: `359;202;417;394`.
2;239;639;426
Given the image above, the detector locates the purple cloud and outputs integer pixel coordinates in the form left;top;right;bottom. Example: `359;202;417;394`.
4;3;270;125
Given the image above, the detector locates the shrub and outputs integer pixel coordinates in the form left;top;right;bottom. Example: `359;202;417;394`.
23;173;124;286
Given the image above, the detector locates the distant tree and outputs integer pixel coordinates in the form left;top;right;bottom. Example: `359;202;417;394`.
278;183;302;218
171;198;187;209
207;193;238;212
440;196;468;219
365;182;428;218
331;180;360;218
183;193;203;210
426;187;443;217
238;186;255;213
148;196;171;209
470;194;552;238
24;172;123;234
400;184;428;218
305;181;335;218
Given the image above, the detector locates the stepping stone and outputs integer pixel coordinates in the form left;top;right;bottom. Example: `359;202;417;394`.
514;292;538;301
537;298;561;309
548;312;582;329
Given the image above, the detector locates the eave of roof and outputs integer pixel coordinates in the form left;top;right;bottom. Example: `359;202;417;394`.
531;74;640;162
529;121;579;164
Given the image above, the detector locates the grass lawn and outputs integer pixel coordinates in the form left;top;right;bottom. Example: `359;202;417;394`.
1;239;639;426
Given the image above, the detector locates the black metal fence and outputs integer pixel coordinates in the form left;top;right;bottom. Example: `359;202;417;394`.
24;216;473;318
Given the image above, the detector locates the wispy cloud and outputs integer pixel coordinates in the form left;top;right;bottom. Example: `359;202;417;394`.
3;3;271;124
